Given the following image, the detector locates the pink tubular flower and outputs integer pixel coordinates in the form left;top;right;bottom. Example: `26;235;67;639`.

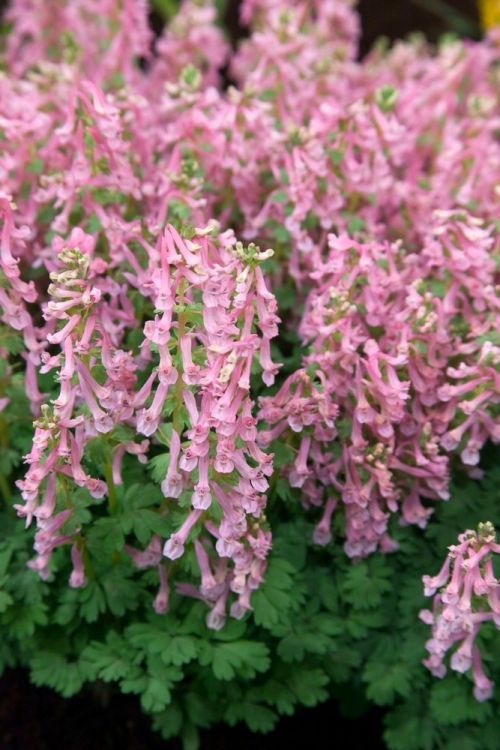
420;523;500;701
69;543;87;588
163;509;202;560
153;566;170;615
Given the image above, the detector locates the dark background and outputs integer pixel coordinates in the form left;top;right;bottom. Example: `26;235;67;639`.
1;669;383;750
146;0;480;56
217;0;479;54
0;1;483;748
357;0;479;53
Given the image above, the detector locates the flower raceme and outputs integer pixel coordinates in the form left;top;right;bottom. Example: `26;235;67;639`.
259;213;499;558
133;226;279;625
420;523;500;701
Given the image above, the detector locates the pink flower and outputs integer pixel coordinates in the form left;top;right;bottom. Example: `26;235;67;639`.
421;523;500;700
153;566;170;615
163;510;202;560
69;543;86;589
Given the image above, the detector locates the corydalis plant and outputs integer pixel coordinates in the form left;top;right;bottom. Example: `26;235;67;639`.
421;522;500;701
0;0;498;722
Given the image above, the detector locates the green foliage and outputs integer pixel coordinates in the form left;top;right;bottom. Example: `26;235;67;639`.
150;0;179;21
0;385;499;750
429;678;493;726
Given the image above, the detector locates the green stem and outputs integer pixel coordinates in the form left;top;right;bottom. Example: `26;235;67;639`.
410;0;480;35
59;473;73;508
173;280;186;435
105;461;118;513
0;472;12;503
0;412;11;503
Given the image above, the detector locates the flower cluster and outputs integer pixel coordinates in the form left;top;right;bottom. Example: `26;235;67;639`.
420;522;500;701
260;212;499;556
134;225;278;624
0;0;281;628
218;1;499;284
0;0;498;664
9;208;278;625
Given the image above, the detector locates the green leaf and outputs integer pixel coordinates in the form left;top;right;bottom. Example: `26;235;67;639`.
81;632;133;682
257;678;296;715
476;331;500;347
287;667;329;707
78;580;107;623
2;599;49;636
84;214;102;233
119;483;169;544
91;188;128;206
151;703;184;741
328;148;344;166
209;618;247;642
27;157;44;174
181;723;200;750
364;659;414;705
142;672;178;712
336;418;352;440
126;624;198;667
272;190;289;204
0;328;24;355
252;557;297;630
272;225;291;244
31;652;84;698
271;442;295;471
347;216;366;233
430;677;493;726
160;636;198;667
101;568;142;617
341;559;392;609
441;732;482;750
323;646;361;683
429;279;447;298
121;661;182;713
150;0;179;20
210;641;270;681
0;590;14;613
259;89;276;102
225;699;278;733
86;518;125;556
385;703;438;750
277;613;342;662
479;718;500;750
148;454;169;484
273;477;294;505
